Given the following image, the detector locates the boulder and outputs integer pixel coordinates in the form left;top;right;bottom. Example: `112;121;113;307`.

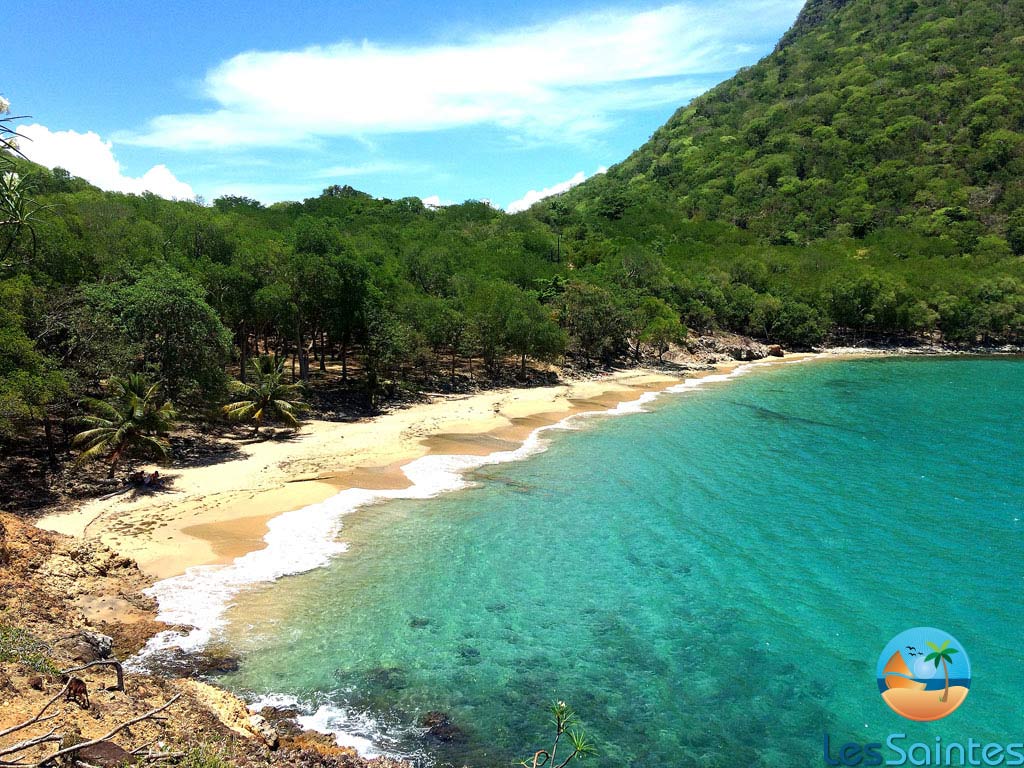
75;741;134;767
767;344;784;357
55;631;114;663
146;647;241;677
248;713;280;749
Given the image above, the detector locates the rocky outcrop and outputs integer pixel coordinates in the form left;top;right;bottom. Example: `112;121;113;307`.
659;333;772;366
0;513;411;768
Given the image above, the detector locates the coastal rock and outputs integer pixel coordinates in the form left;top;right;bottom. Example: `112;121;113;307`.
147;646;242;677
260;706;305;738
419;711;465;744
767;344;785;357
249;714;280;749
55;630;114;663
75;741;134;767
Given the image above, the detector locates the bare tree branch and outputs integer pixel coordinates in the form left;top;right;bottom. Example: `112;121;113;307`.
32;694;181;767
0;728;60;759
0;682;71;739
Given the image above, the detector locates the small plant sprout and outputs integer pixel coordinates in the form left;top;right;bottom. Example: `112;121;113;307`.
521;701;597;768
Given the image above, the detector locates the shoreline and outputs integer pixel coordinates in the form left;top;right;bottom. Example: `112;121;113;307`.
23;346;1022;762
35;345;1008;625
127;353;822;665
37;367;688;581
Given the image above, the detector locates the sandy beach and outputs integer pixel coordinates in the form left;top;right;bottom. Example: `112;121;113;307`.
37;367;698;579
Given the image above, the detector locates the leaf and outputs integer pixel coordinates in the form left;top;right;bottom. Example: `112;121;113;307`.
925;641;940;652
939;640;950;651
945;648;959;655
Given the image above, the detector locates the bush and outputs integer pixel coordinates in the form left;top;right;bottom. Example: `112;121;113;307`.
0;622;59;674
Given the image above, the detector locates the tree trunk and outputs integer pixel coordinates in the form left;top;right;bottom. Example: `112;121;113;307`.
341;336;349;381
239;322;249;383
318;329;327;372
42;411;58;469
941;659;949;702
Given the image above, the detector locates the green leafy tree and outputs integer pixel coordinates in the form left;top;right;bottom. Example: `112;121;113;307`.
924;639;959;703
73;374;176;477
89;264;232;401
222;356;308;438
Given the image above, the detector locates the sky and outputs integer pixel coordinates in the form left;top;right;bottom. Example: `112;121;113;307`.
4;0;803;211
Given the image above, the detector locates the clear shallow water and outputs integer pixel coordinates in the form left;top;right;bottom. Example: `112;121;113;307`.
217;358;1024;766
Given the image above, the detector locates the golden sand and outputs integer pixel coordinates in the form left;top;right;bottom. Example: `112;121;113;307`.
882;686;970;721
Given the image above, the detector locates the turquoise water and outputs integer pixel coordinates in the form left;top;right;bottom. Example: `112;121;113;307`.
218;358;1024;766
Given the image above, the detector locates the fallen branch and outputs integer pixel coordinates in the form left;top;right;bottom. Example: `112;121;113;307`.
0;728;60;760
60;659;125;692
0;681;71;739
32;694;182;768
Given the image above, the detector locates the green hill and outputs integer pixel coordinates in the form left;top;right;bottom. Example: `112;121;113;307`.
561;0;1024;247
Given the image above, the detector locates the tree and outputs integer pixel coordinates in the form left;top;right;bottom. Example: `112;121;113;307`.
628;296;685;362
924;639;959;703
521;701;596;768
559;283;628;368
89;264;232;400
1;98;52;266
73;374;176;478
222;356;308;438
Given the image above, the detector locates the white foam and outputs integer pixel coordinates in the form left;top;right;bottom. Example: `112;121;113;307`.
247;692;391;757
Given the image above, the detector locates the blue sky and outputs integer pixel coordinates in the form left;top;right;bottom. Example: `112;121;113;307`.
5;0;802;209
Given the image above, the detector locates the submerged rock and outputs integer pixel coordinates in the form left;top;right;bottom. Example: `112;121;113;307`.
366;666;408;690
408;616;431;628
144;646;241;677
419;711;465;744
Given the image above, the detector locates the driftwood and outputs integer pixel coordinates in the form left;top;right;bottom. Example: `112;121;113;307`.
0;681;72;742
0;688;181;767
32;694;181;767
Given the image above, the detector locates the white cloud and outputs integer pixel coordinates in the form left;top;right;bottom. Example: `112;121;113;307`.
314;160;431;178
421;195;451;209
19;124;194;199
506;167;607;213
124;0;801;149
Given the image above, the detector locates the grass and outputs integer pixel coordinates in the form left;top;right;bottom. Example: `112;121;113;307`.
179;743;233;768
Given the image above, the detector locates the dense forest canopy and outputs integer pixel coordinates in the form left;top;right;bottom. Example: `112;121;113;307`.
1;0;1023;481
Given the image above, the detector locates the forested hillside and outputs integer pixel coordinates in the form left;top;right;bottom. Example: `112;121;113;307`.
541;0;1024;344
2;0;1024;502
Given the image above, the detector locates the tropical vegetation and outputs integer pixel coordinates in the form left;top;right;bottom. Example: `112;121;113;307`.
72;374;175;477
2;0;1023;498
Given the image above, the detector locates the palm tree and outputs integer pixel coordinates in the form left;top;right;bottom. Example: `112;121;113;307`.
222;356;308;438
73;374;176;478
924;639;959;703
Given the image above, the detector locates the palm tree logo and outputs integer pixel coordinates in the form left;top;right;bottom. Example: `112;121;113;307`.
923;640;959;703
876;627;971;722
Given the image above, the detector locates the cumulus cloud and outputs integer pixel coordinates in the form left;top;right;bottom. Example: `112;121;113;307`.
506;167;606;213
125;0;800;149
18;124;195;199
